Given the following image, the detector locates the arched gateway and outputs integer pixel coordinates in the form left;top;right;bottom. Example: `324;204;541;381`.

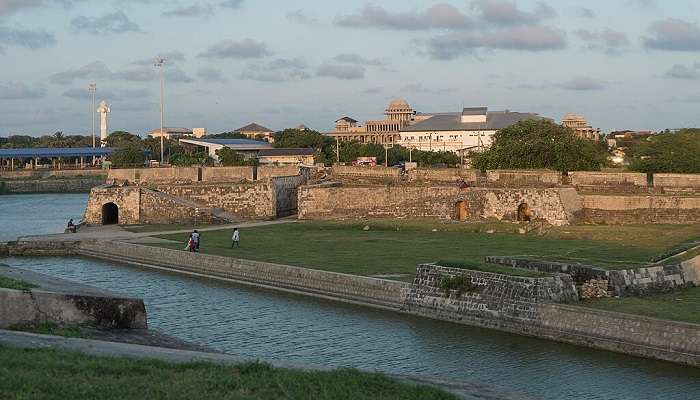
101;202;119;225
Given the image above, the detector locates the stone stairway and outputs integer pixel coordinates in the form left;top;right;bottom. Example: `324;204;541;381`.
140;188;240;224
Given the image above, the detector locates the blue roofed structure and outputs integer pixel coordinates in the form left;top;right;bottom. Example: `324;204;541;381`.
179;138;272;161
0;147;116;159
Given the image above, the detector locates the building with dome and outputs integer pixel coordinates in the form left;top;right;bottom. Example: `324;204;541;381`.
562;113;600;141
326;98;419;145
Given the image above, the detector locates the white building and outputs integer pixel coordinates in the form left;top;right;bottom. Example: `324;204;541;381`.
399;107;545;154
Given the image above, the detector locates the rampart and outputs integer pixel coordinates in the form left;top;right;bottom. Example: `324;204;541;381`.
331;165;401;180
1;176;106;194
0;169;107;180
298;185;581;226
408;168;479;183
654;173;700;189
486;170;561;187
156;183;276;219
569;171;647;188
581;195;700;224
202;166;253;182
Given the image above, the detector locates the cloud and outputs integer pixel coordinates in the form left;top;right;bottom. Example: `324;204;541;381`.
199;39;271;59
402;83;456;95
163;4;214;18
0;0;84;16
427;26;566;59
0;26;56;49
220;0;244;8
644;18;700;51
50;61;112;84
558;76;607;91
165;67;194;83
362;87;382;94
665;64;700;79
197;67;228;83
0;82;46;99
70;11;141;34
287;9;317;24
113;67;156;82
577;7;596;19
133;50;186;66
671;93;700;103
239;58;311;82
316;64;365;80
335;3;472;30
331;53;387;66
471;0;556;27
50;61;191;85
574;28;629;53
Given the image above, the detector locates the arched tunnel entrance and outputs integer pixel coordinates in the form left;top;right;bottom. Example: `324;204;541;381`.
517;203;532;222
454;201;468;221
101;202;119;225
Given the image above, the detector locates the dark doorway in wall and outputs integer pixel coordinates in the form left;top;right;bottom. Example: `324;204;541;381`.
102;202;119;225
517;203;532;222
455;201;468;221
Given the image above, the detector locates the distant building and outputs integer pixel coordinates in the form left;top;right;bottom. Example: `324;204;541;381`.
295;124;311;131
234;123;275;142
325;98;418;145
399;107;545;155
148;127;206;140
562;113;600;141
179;138;272;161
258;148;315;165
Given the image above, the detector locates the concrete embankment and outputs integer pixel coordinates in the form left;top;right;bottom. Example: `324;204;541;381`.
1;176;106;194
4;239;700;367
0;264;146;329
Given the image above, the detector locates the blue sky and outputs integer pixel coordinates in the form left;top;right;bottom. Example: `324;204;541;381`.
2;0;700;136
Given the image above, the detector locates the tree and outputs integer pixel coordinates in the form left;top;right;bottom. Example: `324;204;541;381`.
216;147;258;166
472;119;606;172
105;131;142;148
110;144;146;167
629;129;700;173
170;152;213;166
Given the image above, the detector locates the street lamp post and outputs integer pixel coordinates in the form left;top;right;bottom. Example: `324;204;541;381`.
154;57;165;164
335;137;340;165
89;83;96;165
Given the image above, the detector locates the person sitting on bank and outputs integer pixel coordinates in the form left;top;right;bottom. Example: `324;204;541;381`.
192;230;200;251
231;228;240;248
67;219;76;233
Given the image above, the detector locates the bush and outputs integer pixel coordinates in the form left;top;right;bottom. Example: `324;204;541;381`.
216;147;259;166
110;145;146;167
628;129;700;173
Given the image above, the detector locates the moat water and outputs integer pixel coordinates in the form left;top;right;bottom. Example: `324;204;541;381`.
2;193;700;400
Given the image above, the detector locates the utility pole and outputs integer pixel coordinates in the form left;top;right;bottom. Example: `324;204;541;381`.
89;83;96;165
384;145;388;167
154;57;165;164
335;136;340;165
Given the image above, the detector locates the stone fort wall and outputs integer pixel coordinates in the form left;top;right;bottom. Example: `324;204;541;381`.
298;185;581;226
156;183;276;219
581;194;700;224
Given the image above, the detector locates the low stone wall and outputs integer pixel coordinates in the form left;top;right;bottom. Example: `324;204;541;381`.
76;241;408;310
156;183;276;219
2;240;78;256
570;172;647;188
1;176;106;194
258;165;300;180
107;168;199;184
0;169;106;180
298;186;581;226
581;195;700;224
654;174;700;189
408;168;478;183
331;166;401;180
403;264;577;323
202;166;253;182
486;170;561;187
485;256;700;296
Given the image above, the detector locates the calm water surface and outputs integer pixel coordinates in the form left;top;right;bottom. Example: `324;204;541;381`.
0;193;87;242
2;194;699;400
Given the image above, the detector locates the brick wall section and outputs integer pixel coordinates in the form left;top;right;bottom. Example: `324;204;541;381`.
202;166;253;182
76;240;408;310
298;186;579;226
0;169;107;180
156;183;276;219
258;165;300;180
2;177;106;193
331;166;401;179
408;168;478;183
570;172;647;187
272;175;307;217
654;174;700;189
486;170;561;187
485;256;700;296
581;195;700;224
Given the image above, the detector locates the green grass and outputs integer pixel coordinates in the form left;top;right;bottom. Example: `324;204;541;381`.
9;323;84;338
579;287;700;325
0;276;36;291
152;220;700;277
0;346;456;400
437;260;551;278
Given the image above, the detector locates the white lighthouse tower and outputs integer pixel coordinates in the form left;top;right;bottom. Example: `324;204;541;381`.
96;100;110;147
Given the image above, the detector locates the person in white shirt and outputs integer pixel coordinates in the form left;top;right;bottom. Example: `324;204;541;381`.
231;228;240;248
191;230;200;251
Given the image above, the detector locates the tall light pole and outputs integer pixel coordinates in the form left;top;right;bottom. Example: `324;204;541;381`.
154;57;165;164
89;83;96;165
335;136;340;165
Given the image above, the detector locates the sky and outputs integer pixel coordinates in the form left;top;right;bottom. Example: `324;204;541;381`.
2;0;700;136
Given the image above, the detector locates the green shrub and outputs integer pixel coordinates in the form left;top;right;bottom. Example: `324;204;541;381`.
439;274;478;296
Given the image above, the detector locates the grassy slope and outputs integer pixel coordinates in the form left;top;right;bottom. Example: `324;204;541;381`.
0;276;36;291
579;287;700;325
0;347;455;400
154;220;700;277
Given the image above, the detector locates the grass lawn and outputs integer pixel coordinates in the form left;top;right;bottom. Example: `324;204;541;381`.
154;220;700;277
124;223;220;233
0;346;455;400
0;276;36;291
579;287;700;325
9;322;84;338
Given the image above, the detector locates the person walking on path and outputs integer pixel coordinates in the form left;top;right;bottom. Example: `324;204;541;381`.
231;228;240;248
186;235;196;252
192;230;200;251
